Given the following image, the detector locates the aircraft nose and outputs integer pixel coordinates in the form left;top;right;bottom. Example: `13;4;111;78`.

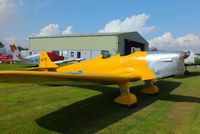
146;51;187;78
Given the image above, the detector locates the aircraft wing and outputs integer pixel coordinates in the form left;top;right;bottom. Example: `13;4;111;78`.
0;70;141;84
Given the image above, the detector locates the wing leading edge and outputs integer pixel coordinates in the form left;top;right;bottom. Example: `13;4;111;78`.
0;70;141;84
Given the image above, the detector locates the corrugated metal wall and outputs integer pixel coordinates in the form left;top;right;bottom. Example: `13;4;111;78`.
29;32;148;59
59;50;104;61
29;35;117;55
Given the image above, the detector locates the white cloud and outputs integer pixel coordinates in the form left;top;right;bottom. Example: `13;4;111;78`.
3;36;28;49
62;26;73;35
0;0;15;36
5;24;73;49
30;24;73;37
36;24;60;37
149;33;200;52
98;14;154;34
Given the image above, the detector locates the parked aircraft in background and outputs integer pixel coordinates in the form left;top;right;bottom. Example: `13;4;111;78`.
9;45;85;65
195;54;200;64
0;50;189;107
184;50;200;74
0;53;13;63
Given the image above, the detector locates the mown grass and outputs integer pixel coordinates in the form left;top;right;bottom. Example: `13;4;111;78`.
0;64;199;134
0;64;35;71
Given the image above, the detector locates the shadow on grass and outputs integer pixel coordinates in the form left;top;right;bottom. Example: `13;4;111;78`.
36;80;200;134
175;71;200;79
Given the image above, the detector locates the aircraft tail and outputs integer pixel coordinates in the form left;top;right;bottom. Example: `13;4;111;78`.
27;51;59;71
9;45;29;61
39;51;59;68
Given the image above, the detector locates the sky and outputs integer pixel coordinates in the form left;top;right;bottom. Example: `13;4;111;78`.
0;0;200;52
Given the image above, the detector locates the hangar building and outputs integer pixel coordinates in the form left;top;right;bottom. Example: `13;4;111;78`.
28;32;148;60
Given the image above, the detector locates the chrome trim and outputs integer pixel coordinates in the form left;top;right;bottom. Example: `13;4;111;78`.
120;89;130;93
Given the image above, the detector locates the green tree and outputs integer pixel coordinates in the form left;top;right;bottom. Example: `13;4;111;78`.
17;46;28;51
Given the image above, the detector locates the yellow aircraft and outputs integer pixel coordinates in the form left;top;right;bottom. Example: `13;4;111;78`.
0;51;188;106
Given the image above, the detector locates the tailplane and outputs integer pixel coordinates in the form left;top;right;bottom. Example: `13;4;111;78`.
9;44;28;61
27;51;59;71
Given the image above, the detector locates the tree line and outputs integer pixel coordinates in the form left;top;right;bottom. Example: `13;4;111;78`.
0;41;27;51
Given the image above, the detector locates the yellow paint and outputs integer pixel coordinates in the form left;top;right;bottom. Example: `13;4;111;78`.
119;82;129;90
0;51;158;106
26;51;59;71
114;82;137;105
39;51;59;68
140;80;159;94
56;51;156;81
114;93;137;105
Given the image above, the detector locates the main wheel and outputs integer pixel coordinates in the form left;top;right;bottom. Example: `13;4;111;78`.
184;70;189;75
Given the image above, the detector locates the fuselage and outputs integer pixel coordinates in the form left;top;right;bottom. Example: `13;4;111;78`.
56;51;186;81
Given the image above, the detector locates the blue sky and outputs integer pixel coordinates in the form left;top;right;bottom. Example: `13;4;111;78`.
1;0;200;52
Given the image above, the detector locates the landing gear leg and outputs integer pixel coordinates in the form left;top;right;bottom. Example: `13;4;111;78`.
140;80;159;95
184;65;190;75
114;82;137;106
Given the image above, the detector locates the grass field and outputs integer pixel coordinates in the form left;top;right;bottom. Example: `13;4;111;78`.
0;64;200;134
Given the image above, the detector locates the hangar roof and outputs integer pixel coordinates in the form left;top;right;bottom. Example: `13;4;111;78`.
29;31;148;53
29;31;140;39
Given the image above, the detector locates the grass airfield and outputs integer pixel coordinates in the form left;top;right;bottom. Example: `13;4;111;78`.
0;64;200;134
